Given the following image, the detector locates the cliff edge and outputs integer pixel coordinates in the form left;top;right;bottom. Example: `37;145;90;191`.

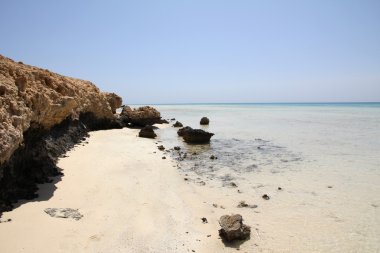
0;55;122;214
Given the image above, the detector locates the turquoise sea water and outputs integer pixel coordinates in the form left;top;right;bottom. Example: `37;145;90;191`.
151;103;380;252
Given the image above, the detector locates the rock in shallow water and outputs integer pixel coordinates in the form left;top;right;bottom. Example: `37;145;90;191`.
218;214;251;242
182;129;214;144
200;117;209;125
177;126;193;136
173;121;183;127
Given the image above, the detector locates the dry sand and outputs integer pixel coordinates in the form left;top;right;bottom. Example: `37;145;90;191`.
0;127;254;253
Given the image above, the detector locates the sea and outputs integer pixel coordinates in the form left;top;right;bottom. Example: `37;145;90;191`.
150;103;380;252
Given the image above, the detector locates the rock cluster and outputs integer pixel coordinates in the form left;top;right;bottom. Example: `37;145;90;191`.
120;106;166;127
218;214;251;242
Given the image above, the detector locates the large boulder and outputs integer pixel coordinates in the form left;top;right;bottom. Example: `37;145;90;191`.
200;117;209;125
218;214;251;242
138;125;157;139
120;106;164;127
182;129;214;144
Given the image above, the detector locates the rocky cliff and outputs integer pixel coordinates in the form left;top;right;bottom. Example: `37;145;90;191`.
0;55;122;214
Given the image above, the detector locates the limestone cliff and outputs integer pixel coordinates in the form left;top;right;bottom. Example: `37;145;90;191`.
0;55;122;214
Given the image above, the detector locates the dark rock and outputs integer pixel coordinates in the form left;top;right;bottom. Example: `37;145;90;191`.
138;125;157;139
177;126;193;136
262;194;270;200
182;129;214;144
162;156;166;159
210;155;217;160
174;146;181;151
218;214;251;242
200;117;209;125
173;121;183;127
201;217;208;223
237;201;258;209
157;145;165;151
230;182;238;188
278;187;282;190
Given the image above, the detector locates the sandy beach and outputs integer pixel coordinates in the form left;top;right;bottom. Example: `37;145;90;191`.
0;126;254;253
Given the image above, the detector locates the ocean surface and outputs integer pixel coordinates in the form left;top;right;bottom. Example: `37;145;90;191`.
152;103;380;252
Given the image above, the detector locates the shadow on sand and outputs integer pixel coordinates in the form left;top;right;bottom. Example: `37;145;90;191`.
11;171;63;210
220;235;251;250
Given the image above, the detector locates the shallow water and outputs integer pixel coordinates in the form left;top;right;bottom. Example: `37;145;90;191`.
154;103;380;252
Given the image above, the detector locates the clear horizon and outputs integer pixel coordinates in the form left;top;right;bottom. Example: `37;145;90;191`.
1;0;379;104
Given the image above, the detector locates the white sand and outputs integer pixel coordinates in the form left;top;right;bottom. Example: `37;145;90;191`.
0;127;253;253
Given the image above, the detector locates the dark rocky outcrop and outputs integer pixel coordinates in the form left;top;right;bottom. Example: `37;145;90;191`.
200;117;209;125
173;121;183;127
177;126;193;137
138;125;157;139
218;214;251;242
120;106;166;127
182;129;214;144
0;55;123;216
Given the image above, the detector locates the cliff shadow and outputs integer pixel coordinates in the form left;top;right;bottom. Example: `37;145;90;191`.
11;170;63;210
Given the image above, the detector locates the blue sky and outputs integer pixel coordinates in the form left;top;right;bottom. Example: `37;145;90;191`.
1;0;379;103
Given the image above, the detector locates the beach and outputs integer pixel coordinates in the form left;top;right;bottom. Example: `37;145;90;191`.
0;104;380;252
0;126;254;252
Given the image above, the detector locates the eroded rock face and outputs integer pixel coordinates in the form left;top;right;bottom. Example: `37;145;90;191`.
218;214;251;242
120;106;164;127
182;129;214;144
0;55;122;215
0;55;121;165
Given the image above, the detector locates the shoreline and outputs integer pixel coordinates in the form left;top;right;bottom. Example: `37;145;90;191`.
0;127;251;252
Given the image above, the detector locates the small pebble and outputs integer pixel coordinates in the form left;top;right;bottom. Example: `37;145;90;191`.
262;194;270;200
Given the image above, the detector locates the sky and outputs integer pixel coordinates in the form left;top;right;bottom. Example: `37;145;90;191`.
1;0;379;104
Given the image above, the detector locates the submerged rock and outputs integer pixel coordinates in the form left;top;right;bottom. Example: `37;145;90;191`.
173;121;183;127
182;129;214;144
200;117;210;125
138;125;157;139
218;214;251;242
